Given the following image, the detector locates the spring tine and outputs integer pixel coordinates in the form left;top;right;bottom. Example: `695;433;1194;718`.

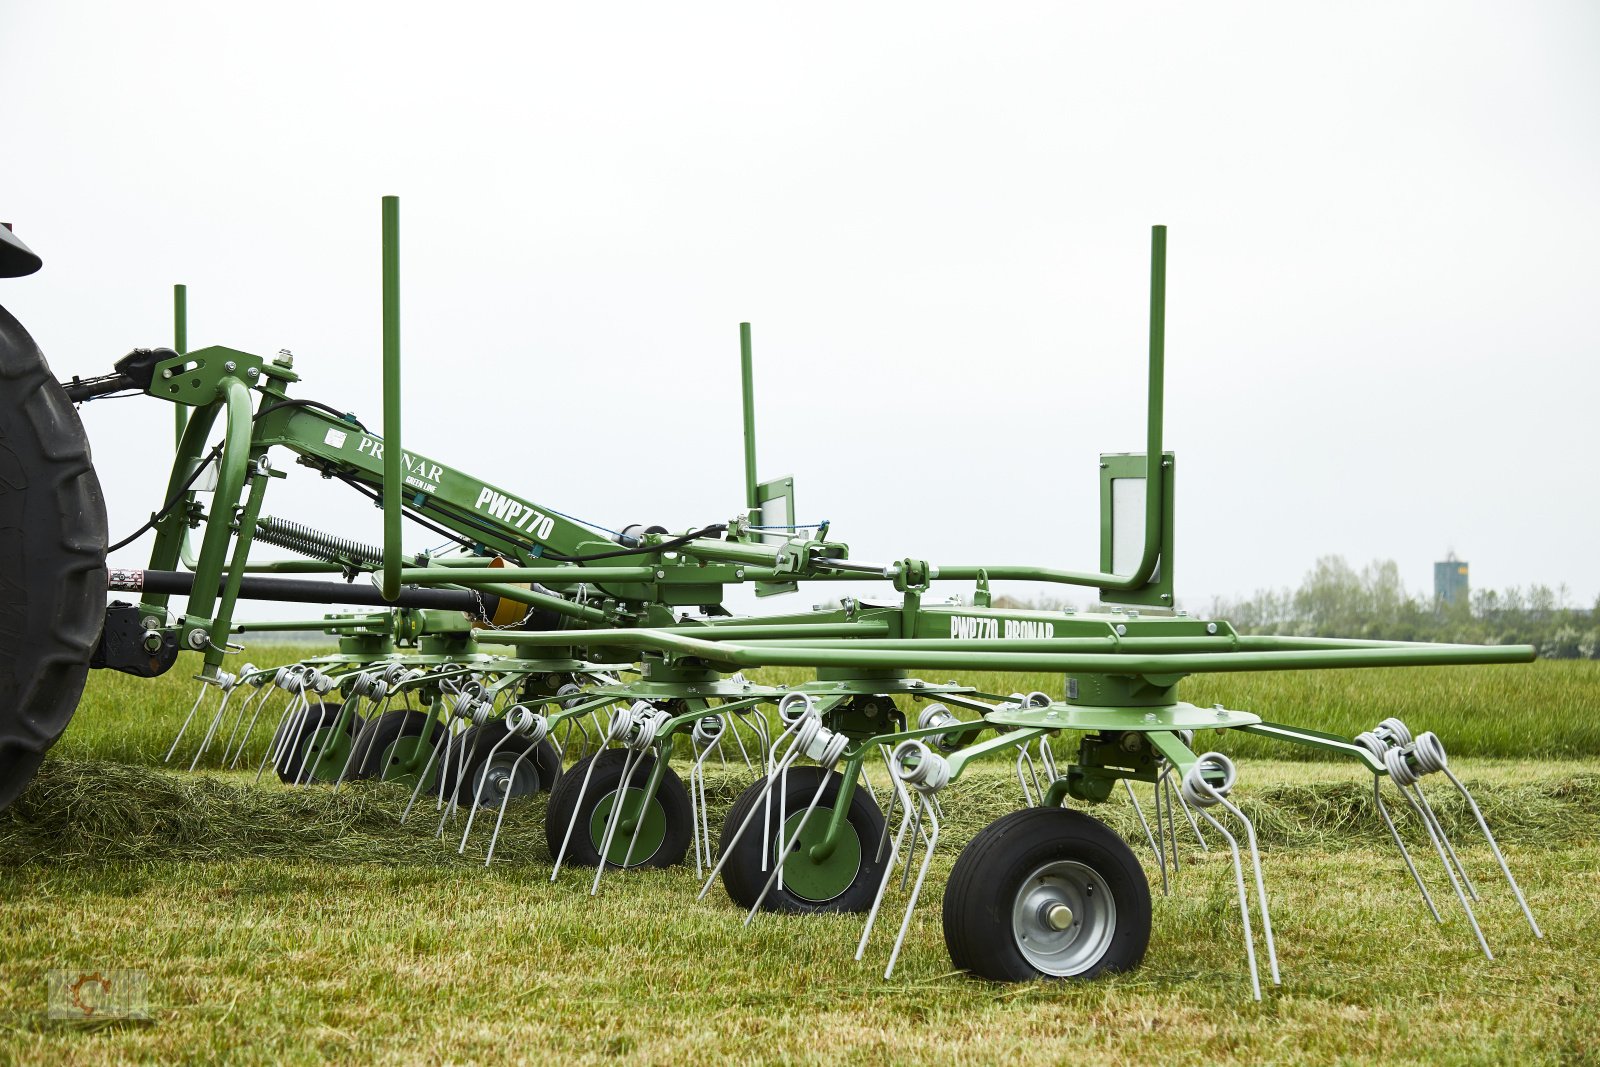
856;769;917;961
1195;805;1262;1001
230;688;276;769
436;722;479;837
1162;770;1182;873
1439;765;1542;938
1173;776;1210;850
1152;768;1170;896
219;685;265;767
874;745;901;864
483;743;538;867
1394;780;1492;959
884;795;941;979
459;729;519;854
165;685;211;763
1124;778;1160;857
551;746;609;881
1213;792;1279;986
399;715;449;824
1413;785;1480;901
254;693;297;784
591;746;648;894
303;694;359;786
1373;775;1442;923
744;769;835;923
1015;744;1038;806
187;687;236;771
728;712;755;771
698;743;806;900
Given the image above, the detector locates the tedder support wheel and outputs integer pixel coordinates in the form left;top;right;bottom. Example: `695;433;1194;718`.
348;708;446;788
718;766;887;914
0;303;108;811
943;807;1151;982
544;749;690;869
271;702;365;785
442;719;563;809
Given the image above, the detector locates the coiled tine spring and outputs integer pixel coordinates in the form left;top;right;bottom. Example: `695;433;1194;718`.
459;703;550;862
590;703;671;895
435;685;495;837
854;739;952;978
688;715;727;878
697;694;821;902
1181;753;1280;1001
741;723;850;922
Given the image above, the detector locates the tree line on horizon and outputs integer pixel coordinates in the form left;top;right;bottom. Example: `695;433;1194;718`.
993;556;1600;659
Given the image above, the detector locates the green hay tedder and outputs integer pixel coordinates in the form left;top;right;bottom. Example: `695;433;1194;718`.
0;202;1540;996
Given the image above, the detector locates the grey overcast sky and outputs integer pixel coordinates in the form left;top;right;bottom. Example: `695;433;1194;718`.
3;1;1597;616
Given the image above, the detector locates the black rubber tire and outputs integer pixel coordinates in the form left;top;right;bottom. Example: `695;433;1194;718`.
717;766;887;915
0;303;107;811
543;749;691;869
347;708;445;781
942;807;1151;982
270;702;364;785
440;719;563;808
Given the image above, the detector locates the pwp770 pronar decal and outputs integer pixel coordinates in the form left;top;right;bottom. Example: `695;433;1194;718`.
473;487;556;541
355;435;444;494
948;616;1057;640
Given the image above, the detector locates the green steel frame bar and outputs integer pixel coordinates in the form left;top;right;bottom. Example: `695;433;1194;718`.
381;195;403;602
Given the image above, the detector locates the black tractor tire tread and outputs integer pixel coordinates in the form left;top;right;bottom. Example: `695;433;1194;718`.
0;303;107;810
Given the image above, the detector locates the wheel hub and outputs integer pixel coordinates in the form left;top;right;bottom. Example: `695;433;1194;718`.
1012;859;1116;976
777;808;862;903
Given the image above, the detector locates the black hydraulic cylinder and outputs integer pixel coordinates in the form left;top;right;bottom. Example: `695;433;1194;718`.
109;567;500;616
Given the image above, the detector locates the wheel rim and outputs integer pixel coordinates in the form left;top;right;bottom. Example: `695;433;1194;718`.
471;752;540;806
777;808;863;903
299;726;352;783
1011;859;1117;976
588;787;667;866
377;734;437;789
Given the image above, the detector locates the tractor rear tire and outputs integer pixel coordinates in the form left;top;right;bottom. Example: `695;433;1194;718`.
0;303;107;811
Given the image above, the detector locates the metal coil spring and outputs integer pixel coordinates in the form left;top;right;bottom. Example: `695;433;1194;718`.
1385;731;1449;787
691;715;725;747
1181;752;1238;809
255;516;384;570
891;739;951;793
505;704;550;745
916;703;966;752
778;692;815;725
273;664;308;692
452;691;494;726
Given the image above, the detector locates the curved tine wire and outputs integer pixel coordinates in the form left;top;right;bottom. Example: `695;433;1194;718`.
459;729;521;854
437;720;479;837
165;685;211;763
1037;737;1057;781
591;746;649;894
1412;783;1480;901
302;694;360;786
698;740;808;900
1151;768;1170;896
219;685;266;766
1438;765;1542;938
187;686;237;771
857;764;917;960
1162;771;1182;873
1194;803;1262;1002
745;768;837;924
1172;773;1210;850
1373;774;1442;923
257;692;307;785
1124;778;1160;858
1016;744;1039;806
400;715;450;824
725;712;755;771
488;728;565;867
551;747;610;881
253;692;292;783
1211;791;1279;986
874;744;901;864
689;732;722;877
1395;779;1492;959
333;691;386;792
885;796;941;979
231;688;278;769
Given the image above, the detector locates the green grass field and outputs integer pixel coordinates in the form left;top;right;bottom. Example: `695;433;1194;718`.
3;652;1597;1064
